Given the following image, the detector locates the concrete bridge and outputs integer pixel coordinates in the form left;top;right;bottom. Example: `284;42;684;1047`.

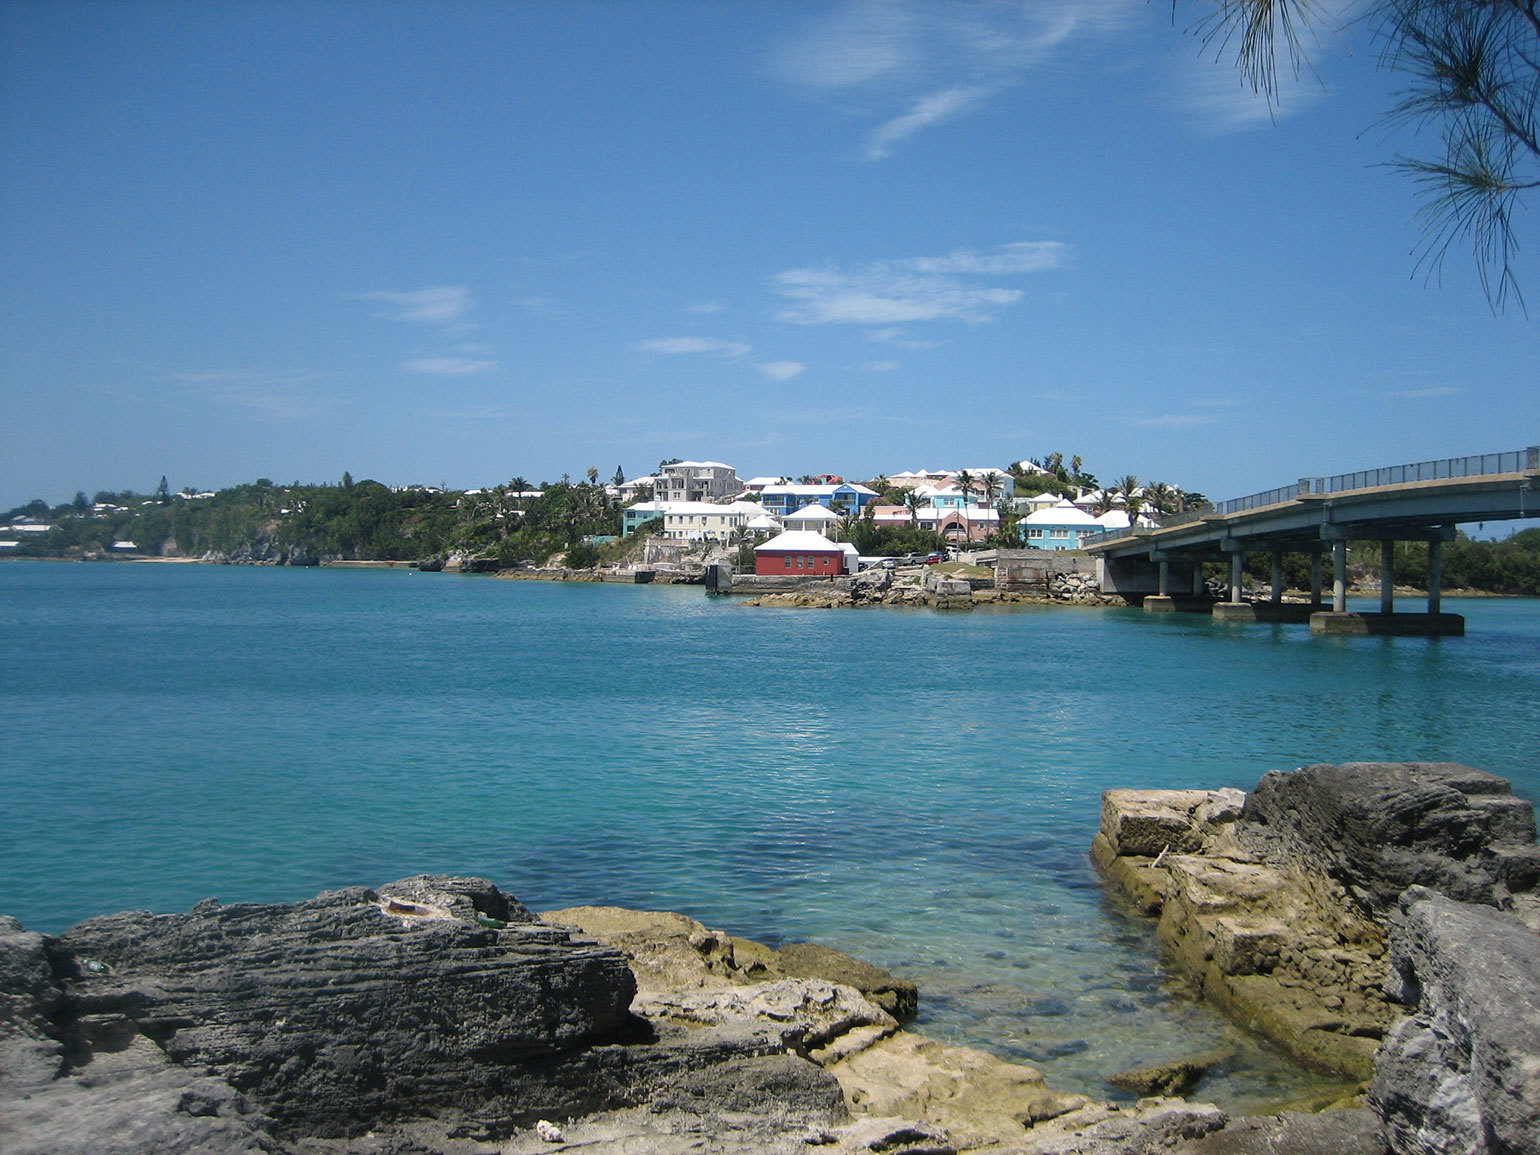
1084;446;1540;635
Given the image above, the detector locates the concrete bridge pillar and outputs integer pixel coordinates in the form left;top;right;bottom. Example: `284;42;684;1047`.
1380;539;1396;614
1428;537;1444;615
1157;557;1170;598
1332;539;1347;613
1309;547;1324;606
1229;550;1245;605
1193;564;1205;597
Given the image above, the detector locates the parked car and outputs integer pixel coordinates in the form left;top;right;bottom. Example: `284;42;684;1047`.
923;552;944;564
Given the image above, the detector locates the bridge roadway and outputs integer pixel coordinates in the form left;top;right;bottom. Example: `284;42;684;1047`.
1083;447;1540;636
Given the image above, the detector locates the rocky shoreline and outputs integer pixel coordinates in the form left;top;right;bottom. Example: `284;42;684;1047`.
4;763;1538;1154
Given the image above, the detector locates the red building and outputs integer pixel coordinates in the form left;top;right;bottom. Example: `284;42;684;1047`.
754;530;846;576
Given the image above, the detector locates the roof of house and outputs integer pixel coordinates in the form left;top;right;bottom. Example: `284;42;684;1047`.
755;530;841;553
659;501;762;516
784;503;842;522
1023;502;1100;526
746;513;782;531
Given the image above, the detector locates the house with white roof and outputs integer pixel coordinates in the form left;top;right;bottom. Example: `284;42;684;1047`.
658;500;762;543
621;500;670;537
1019;500;1102;550
757;482;878;519
781;504;845;535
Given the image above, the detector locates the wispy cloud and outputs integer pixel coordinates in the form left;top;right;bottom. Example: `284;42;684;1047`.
636;337;752;357
403;357;497;376
1383;385;1460;399
356;286;472;324
863;360;901;372
169;370;332;421
687;301;728;314
769;2;1138;158
865;84;991;159
774;242;1067;326
757;361;806;381
1126;413;1223;428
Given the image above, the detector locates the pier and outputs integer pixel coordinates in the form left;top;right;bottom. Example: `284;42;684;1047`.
1086;447;1539;636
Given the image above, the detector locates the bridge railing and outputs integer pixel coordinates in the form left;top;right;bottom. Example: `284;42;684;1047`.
1081;446;1538;548
1303;447;1538;495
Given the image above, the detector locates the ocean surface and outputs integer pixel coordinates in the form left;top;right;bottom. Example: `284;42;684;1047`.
4;561;1538;1109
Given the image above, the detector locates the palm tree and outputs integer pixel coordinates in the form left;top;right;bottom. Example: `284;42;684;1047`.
1115;475;1144;525
904;489;924;526
980;470;1002;507
957;470;975;508
1091;488;1119;517
1147;481;1176;519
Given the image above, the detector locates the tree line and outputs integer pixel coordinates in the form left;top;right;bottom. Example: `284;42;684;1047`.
2;475;623;566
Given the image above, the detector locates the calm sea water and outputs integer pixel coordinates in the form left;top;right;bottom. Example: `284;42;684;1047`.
4;561;1538;1108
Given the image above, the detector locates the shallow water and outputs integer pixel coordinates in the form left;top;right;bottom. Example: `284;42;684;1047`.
3;562;1537;1108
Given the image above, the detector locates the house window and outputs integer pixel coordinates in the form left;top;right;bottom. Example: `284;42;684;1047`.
784;556;792;569
1027;528;1044;539
1050;529;1069;539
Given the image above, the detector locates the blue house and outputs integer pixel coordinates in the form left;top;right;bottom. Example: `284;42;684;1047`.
757;483;878;519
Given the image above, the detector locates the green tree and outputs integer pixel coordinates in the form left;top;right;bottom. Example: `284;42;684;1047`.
1189;0;1539;308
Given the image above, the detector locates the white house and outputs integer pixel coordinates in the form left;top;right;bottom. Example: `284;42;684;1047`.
781;504;845;535
657;500;762;543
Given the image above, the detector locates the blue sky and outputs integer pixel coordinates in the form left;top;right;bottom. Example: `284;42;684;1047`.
2;0;1534;511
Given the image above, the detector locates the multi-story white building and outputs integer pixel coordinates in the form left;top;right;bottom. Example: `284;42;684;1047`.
656;461;740;503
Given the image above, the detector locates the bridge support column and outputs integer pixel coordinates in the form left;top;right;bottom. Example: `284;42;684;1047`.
1332;539;1347;613
1428;538;1443;615
1380;540;1396;614
1193;565;1205;597
1271;549;1284;606
1212;544;1258;621
1158;558;1170;597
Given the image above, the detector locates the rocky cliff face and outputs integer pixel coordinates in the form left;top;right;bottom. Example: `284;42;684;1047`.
1093;761;1540;1155
1372;887;1540;1155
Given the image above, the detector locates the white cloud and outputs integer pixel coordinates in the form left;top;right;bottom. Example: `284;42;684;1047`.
757;361;806;381
636;337;752;356
357;286;471;324
774;242;1065;326
1383;386;1460;399
770;1;1139;157
865;85;991;160
403;357;497;376
1126;413;1222;428
905;241;1068;275
169;369;331;421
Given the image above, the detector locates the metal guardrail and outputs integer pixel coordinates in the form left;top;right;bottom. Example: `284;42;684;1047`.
1083;446;1538;548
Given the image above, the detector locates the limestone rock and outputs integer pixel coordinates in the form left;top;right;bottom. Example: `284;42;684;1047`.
544;905;917;1019
55;879;637;1138
770;941;919;1021
1094;785;1398;1079
827;1028;1091;1151
1240;761;1540;918
1106;1049;1235;1098
1370;887;1540;1155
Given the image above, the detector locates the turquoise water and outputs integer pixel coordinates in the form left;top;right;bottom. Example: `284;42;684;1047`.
3;562;1538;1107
